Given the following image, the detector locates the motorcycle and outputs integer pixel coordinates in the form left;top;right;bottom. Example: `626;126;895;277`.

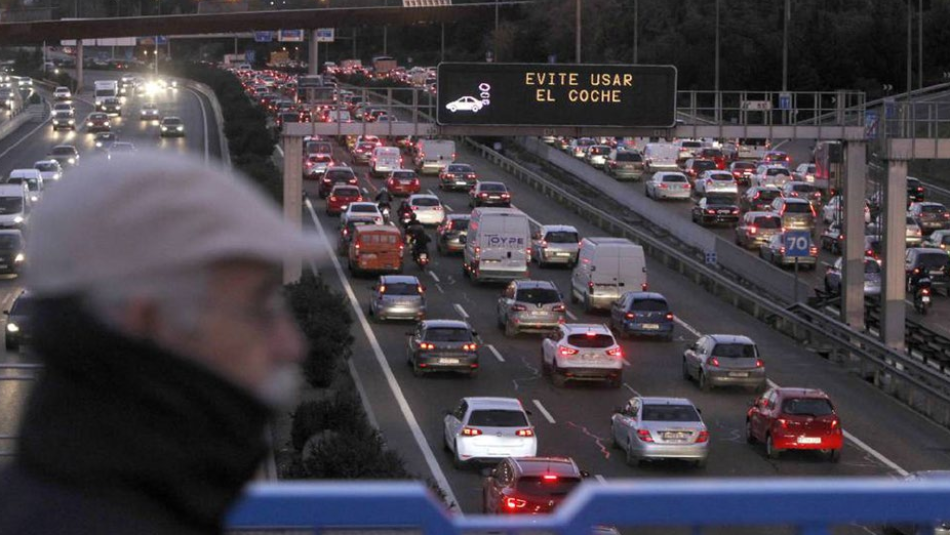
378;202;391;224
914;276;932;315
413;247;430;271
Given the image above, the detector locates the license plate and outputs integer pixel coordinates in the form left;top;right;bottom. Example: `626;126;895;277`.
439;358;459;364
363;253;377;260
530;310;546;316
400;180;412;185
556;252;571;257
583;353;599;360
728;372;749;377
718;210;731;214
642;324;660;330
797;436;821;444
662;432;688;441
922;296;931;303
455;181;467;185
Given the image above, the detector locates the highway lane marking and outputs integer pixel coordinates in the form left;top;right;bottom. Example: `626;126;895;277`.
0;109;53;161
595;474;607;484
487;344;506;363
428;271;441;283
275;144;284;157
674;316;703;338
621;357;631;368
305;197;461;512
510;203;542;227
453;303;470;319
444;204;454;212
362;187;370;195
566;310;578;320
532;399;556;424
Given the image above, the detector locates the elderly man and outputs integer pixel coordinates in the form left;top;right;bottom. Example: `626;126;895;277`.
0;151;318;534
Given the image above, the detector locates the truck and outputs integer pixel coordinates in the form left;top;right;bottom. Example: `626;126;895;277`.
93;80;118;111
463;208;531;284
812;141;842;192
413;138;456;175
223;53;246;67
372;56;398;77
340;59;363;73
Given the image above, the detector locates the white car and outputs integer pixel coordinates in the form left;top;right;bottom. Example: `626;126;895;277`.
140;103;160;120
406;194;445;226
33;160;63;182
645;172;692;200
695;170;738;196
445;96;483;113
541;324;624;388
52;86;71;100
822;195;871;225
753;164;791;188
792;163;817;183
443;397;537;468
340;202;383;226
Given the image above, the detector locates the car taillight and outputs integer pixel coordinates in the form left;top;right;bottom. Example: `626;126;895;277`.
809;246;818;255
830;419;840;431
695;431;709;443
329;196;336;202
558;345;579;357
418;342;435;350
625;312;636;319
708;357;720;367
637;429;654;442
922;287;931;296
606;346;623;358
665;312;674;321
755;359;764;368
706;209;716;214
462;343;478;351
480;192;489;197
659;183;669;189
462;427;482;436
587;281;594;294
511;304;528;312
516;429;534;437
504;497;527;510
552;304;566;312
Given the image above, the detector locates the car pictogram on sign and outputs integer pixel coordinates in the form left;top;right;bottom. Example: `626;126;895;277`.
445;96;483;113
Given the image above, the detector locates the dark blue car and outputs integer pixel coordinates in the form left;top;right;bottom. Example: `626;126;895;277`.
609;292;674;341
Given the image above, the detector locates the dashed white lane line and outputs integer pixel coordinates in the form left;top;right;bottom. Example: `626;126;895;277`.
453;303;469;319
427;188;437;196
510;203;542;227
487;344;506;363
566;310;578;321
595;474;607;484
304;198;460;511
621;357;631;368
532;399;556;424
362;187;370;195
428;271;441;283
674;316;703;338
444;204;454;212
275;144;284;157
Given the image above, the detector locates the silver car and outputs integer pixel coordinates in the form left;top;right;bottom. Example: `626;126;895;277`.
406;194;446;226
645;172;691;200
695;170;738;196
823;256;881;297
496;280;567;336
531;225;580;267
611;396;709;467
682;334;766;391
585;144;611;168
369;275;426;322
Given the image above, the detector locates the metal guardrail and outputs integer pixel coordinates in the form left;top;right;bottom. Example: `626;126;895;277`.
461;137;950;429
226;479;950;533
676;90;866;127
864;300;950;373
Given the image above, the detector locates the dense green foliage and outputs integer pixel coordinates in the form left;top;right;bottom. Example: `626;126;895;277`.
285;271;354;388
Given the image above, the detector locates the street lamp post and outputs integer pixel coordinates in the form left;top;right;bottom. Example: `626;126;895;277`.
918;0;923;89
575;0;581;63
633;0;638;64
907;0;913;96
782;0;790;92
715;0;720;122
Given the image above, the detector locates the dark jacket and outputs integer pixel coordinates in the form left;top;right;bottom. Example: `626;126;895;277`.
0;297;272;535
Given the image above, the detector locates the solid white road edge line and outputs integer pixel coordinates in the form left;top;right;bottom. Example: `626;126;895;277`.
0;111;53;161
595;474;607;484
306;198;461;511
487;344;506;363
453;303;470;319
674;316;702;338
532;399;556;424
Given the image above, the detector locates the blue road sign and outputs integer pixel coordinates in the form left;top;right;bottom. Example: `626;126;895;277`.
156;35;167;45
783;230;812;258
778;92;791;110
254;31;273;43
865;110;879;140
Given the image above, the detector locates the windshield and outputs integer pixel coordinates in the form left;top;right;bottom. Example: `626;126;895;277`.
0;234;20;249
642;404;701;422
10;295;32;315
163;118;182;125
708;173;733;181
412;197;441;207
630;298;668;312
544;231;579;243
392;171;415;180
694;161;717;170
734;162;756;170
382;282;420;296
481;183;507;192
515;477;581;498
754;216;782;229
567;333;614;348
661;174;688;183
0;197;23;214
865;261;882;275
707;195;736;205
614;152;642;162
447;164;472;173
351;205;377;213
468;410;527;427
784;202;812;214
515;288;561;304
681;141;702;149
711;342;757;359
917;253;950;270
448;218;470;230
423;327;473;342
766;168;789;176
791;184;818;193
921;205;947;213
702;149;724;157
782;398;834;416
327;170;355;181
35;163;57;172
7;177;38;191
757;190;782;201
332;188;360;197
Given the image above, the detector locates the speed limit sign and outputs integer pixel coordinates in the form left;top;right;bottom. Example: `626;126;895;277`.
783;231;812;258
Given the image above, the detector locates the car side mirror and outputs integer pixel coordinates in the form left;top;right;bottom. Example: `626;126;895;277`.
471;331;479;338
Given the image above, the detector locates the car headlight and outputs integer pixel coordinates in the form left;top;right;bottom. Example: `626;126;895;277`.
30;196;38;202
87;122;93;126
13;216;23;224
14;253;24;263
68;119;74;124
96;142;102;147
68;158;75;164
6;323;19;333
177;126;183;131
161;126;167;131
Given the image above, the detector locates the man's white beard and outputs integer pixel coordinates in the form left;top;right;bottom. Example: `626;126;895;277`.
255;363;304;410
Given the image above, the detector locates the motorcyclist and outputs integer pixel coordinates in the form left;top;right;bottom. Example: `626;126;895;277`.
406;214;429;257
375;187;392;207
397;200;413;227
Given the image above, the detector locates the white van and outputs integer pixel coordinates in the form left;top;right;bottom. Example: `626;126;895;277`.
463;207;530;284
0;183;31;229
642;143;680;173
414;139;456;175
371;146;402;178
94;80;119;110
7;169;44;203
571;238;647;312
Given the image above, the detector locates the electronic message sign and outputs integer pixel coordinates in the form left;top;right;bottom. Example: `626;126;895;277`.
436;63;677;128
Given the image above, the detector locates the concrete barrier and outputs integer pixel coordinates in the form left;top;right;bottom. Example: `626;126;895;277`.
185;80;231;170
0;106;36;142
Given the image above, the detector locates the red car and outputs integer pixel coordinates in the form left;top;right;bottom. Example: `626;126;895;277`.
699;148;728;170
746;387;843;462
386;170;421;196
326;185;362;216
482;456;584;515
729;161;757;186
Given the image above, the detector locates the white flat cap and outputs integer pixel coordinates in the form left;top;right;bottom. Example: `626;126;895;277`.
26;150;321;296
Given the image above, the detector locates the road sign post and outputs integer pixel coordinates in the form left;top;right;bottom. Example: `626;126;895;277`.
783;230;811;303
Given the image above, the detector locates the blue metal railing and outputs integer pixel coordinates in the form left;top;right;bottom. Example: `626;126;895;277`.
227;478;950;534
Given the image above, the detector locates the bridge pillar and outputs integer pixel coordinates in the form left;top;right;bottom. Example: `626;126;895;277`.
309;30;319;75
282;133;304;284
841;141;866;331
76;39;84;94
881;158;908;350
